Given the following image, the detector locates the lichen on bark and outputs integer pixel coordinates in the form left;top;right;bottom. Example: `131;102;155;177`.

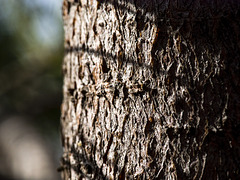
61;0;240;179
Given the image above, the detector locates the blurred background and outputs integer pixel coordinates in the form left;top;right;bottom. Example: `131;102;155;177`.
0;0;63;179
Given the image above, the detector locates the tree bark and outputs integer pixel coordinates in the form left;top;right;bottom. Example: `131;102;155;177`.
60;0;240;179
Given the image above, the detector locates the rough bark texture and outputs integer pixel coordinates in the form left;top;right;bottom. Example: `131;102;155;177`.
61;0;240;179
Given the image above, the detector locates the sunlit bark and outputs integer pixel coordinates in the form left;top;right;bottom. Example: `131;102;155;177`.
61;0;240;179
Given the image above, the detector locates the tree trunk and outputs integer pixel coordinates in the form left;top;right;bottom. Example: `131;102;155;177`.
60;0;240;179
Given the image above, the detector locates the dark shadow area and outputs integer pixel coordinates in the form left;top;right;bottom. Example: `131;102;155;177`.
65;45;169;77
60;139;109;180
69;0;240;24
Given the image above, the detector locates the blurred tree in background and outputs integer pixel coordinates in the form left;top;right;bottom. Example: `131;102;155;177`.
0;0;63;179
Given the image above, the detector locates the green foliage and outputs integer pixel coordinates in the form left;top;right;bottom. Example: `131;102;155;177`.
0;0;63;134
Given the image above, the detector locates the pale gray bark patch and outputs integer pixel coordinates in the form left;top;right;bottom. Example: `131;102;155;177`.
61;0;240;179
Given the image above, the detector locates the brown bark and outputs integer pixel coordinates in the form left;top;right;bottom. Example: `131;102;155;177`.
60;0;240;179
